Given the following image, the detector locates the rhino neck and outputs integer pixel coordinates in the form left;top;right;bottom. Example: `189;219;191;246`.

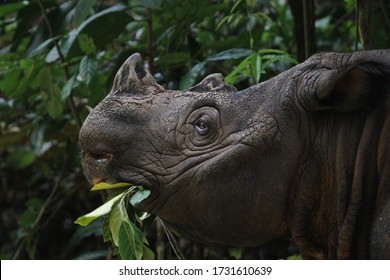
289;104;389;259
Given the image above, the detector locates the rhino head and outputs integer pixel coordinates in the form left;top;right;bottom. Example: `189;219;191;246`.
79;50;390;259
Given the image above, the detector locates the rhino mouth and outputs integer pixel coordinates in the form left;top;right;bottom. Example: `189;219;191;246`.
91;174;159;193
87;173;162;211
81;148;161;193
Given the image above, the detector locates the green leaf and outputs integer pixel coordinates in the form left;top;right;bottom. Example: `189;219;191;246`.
45;46;59;63
257;49;298;64
75;250;107;260
142;245;155;260
252;12;271;25
216;16;229;30
45;30;77;63
179;62;205;89
71;218;103;241
18;198;42;228
38;66;52;89
0;2;27;17
155;52;191;66
45;84;63;119
46;96;63;119
12;62;41;99
223;13;244;28
225;53;255;84
79;55;98;84
109;196;128;246
0;69;21;96
23;4;66;58
224;50;297;85
77;5;130;50
139;212;151;221
30;123;47;154
135;0;162;9
102;217;112;242
90;182;133;191
46;5;131;61
6;151;36;169
0;132;23;149
206;48;252;62
28;36;60;58
35;66;65;119
74;192;126;226
11;2;41;49
26;236;38;260
61;75;76;100
288;254;303;260
230;0;243;13
77;33;96;55
18;210;37;228
250;53;261;83
129;189;151;208
73;0;97;27
118;220;150;260
108;195;152;260
117;222;136;259
228;247;244;260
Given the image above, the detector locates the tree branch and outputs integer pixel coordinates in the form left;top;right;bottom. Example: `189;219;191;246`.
146;8;154;74
13;148;69;259
379;0;390;31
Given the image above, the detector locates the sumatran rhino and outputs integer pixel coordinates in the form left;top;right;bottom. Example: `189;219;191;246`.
79;50;390;259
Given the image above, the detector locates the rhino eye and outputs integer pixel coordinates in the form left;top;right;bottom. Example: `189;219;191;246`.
194;118;209;135
177;106;221;149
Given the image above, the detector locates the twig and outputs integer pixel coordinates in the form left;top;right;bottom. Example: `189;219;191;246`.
146;8;154;74
158;218;185;260
302;0;309;59
156;219;165;259
302;0;312;60
355;0;360;50
13;150;70;259
37;0;82;128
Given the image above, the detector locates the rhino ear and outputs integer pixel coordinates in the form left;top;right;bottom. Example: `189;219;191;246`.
188;73;237;93
112;53;164;95
299;53;390;112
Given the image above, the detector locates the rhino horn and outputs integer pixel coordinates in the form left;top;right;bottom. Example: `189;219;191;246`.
112;53;164;95
188;73;237;93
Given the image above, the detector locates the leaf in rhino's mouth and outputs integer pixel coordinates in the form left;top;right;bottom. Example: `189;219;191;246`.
90;182;134;191
74;182;154;260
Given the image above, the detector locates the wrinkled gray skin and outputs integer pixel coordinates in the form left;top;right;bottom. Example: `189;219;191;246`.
79;50;390;259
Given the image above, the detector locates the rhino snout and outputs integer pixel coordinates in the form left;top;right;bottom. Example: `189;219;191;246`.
80;145;115;185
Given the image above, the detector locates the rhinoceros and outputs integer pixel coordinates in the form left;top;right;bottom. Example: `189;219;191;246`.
79;50;390;259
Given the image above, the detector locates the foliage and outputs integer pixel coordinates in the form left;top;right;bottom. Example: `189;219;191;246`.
287;254;303;260
75;183;154;260
0;0;388;260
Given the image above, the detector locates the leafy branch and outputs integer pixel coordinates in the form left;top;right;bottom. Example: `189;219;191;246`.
75;183;155;260
37;0;82;128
